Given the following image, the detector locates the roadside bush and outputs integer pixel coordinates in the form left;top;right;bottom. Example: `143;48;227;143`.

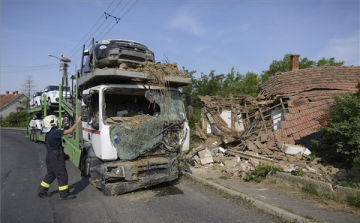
244;164;284;183
0;110;28;127
314;82;360;183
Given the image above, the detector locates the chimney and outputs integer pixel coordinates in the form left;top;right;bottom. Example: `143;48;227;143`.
14;91;18;95
6;91;9;95
290;54;300;71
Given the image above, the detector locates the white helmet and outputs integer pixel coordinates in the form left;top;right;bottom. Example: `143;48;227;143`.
42;115;58;133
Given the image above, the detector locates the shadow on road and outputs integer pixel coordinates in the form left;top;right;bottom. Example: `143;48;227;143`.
69;177;89;195
50;177;89;196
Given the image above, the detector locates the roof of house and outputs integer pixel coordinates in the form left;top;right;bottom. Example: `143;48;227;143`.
259;66;360;146
0;93;26;110
259;66;360;98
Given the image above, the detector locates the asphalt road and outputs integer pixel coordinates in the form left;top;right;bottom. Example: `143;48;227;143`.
1;129;282;223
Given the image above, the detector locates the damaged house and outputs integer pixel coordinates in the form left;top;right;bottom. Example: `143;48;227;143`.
195;55;360;182
258;55;360;148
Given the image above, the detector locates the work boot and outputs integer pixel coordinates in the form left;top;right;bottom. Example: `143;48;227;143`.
37;185;51;198
37;192;51;198
60;194;76;200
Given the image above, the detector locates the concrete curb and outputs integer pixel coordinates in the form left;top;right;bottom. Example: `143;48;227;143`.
184;172;316;223
267;172;360;202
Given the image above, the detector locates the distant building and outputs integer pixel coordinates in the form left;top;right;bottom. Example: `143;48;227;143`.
0;91;28;120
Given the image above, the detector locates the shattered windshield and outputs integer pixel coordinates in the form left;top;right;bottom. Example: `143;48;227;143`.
102;89;185;124
105;88;186;160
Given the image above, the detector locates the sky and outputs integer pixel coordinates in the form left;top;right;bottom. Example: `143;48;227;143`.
1;0;359;94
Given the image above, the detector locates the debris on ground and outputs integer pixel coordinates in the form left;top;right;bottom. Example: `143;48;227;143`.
191;65;360;185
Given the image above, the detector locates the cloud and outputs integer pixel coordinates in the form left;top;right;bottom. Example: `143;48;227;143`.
216;23;250;38
321;34;360;65
167;8;206;37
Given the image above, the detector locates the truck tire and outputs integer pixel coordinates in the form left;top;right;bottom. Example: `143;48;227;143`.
31;130;35;142
34;130;39;143
29;130;33;141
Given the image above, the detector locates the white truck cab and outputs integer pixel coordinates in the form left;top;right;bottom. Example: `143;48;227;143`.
81;84;190;161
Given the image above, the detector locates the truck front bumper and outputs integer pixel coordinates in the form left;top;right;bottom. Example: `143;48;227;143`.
100;156;179;196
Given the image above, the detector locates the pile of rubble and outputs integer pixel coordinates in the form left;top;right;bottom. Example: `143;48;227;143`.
189;142;344;184
194;94;346;185
192;61;360;185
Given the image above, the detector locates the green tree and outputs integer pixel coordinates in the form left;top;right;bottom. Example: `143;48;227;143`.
239;72;260;97
260;54;344;84
1;108;28;127
317;83;360;181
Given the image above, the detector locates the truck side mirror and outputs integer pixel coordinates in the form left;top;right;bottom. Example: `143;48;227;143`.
82;94;91;106
81;106;92;122
187;105;194;121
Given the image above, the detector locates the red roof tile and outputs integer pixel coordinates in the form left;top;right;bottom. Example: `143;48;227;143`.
260;66;360;146
0;94;26;110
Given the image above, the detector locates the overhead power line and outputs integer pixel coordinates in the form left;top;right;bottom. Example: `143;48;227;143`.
68;0;139;63
1;63;58;68
1;66;58;74
98;0;139;40
66;0;117;58
104;12;120;23
79;0;126;48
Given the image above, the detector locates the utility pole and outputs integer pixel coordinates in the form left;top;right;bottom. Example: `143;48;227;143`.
48;54;71;98
59;56;71;89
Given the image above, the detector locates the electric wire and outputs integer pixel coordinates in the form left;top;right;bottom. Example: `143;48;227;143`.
98;0;138;40
67;0;117;59
69;0;138;66
1;63;58;68
1;66;58;74
67;0;125;61
78;0;124;51
69;0;128;63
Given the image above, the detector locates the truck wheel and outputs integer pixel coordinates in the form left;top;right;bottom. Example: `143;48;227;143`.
34;130;38;143
33;130;36;142
31;130;35;142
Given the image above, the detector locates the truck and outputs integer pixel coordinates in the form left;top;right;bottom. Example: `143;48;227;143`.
27;96;49;142
32;39;193;196
27;96;70;142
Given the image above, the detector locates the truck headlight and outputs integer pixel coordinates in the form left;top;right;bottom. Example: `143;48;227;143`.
114;166;125;177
